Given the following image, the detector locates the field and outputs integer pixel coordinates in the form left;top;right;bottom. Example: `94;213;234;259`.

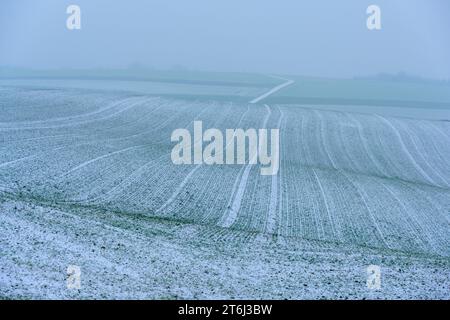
0;74;449;299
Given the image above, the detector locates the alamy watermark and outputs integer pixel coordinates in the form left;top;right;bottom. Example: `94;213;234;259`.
366;265;381;290
367;5;381;30
171;121;280;175
67;265;81;290
65;4;380;31
66;5;81;30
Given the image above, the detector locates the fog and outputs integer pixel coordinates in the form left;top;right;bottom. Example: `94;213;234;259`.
1;0;449;79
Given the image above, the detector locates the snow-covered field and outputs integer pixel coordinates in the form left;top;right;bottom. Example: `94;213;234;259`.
0;80;449;299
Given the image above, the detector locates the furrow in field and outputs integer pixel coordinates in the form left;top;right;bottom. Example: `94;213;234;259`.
0;96;132;127
0;96;154;130
265;106;284;234
232;106;282;233
232;167;271;232
156;103;249;216
430;122;450;139
318;169;378;246
63;147;165;203
308;110;335;168
95;102;237;213
410;185;450;225
311;168;339;240
218;104;272;228
416;121;450;164
345;173;433;253
0;98;172;165
406;120;450;175
319;112;359;172
375;114;437;186
0;100;194;177
345;113;387;176
335;115;366;173
0;100;207;196
388;117;449;187
338;171;390;249
313;110;337;169
72;104;218;205
0;89;121;125
279;110;318;238
60;145;146;177
376;180;448;255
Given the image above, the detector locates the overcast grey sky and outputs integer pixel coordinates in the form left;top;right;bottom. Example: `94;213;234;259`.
1;0;449;79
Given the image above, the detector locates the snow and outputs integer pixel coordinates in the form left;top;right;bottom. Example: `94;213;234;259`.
249;77;294;104
1;199;448;299
0;80;449;299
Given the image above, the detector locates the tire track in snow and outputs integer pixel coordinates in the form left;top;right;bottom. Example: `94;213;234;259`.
375;114;437;186
0;100;192;169
314;110;337;169
156;104;249;215
219;104;272;228
1;133;84;145
375;179;439;254
60;145;147;177
346;113;387;177
0;97;153;131
3;101;208;205
0;97;133;127
155;75;292;218
417;122;450;169
71;105;214;204
119;103;233;207
265;106;284;234
429;122;450;140
89;153;169;204
339;171;390;249
0;98;167;146
0;144;68;169
311;168;338;240
298;114;323;238
0;98;154;167
218;76;293;228
336;115;363;173
249;76;294;104
0;154;37;168
155;164;203;214
408;184;450;225
391;118;450;187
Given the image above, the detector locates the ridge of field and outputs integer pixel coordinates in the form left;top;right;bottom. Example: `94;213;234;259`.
0;68;282;104
264;76;450;120
0;86;448;260
3;73;449;119
0;68;282;87
0;78;274;104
